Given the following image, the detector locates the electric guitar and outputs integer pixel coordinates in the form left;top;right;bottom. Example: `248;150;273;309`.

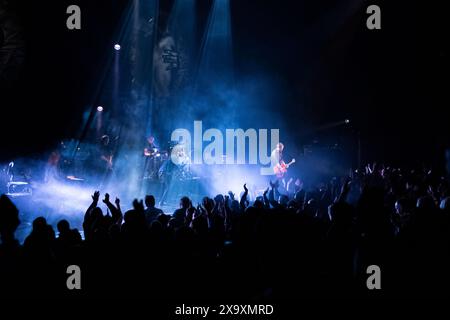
273;159;296;178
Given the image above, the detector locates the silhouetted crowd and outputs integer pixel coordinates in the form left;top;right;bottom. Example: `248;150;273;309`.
0;164;449;299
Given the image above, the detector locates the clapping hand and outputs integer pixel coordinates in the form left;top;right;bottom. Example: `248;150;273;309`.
92;191;100;202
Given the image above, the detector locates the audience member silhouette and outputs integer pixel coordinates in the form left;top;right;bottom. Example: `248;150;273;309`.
0;164;449;299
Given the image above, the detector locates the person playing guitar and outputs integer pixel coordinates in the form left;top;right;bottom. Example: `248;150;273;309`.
144;135;158;157
271;142;295;178
143;135;160;180
99;135;114;172
274;158;296;178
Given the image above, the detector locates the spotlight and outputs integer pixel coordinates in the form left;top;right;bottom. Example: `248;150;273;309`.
114;44;121;51
344;119;350;124
97;106;103;112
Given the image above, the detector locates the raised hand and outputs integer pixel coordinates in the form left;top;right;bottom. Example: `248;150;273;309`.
269;180;279;189
343;177;351;193
243;183;248;192
92;191;100;202
366;163;376;174
337;177;352;203
427;185;436;200
103;193;110;204
115;197;120;206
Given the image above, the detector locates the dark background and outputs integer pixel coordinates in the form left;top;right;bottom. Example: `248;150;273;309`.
0;0;447;167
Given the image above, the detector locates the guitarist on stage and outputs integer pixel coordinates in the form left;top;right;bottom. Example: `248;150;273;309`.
97;135;114;187
271;142;285;171
271;142;295;188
